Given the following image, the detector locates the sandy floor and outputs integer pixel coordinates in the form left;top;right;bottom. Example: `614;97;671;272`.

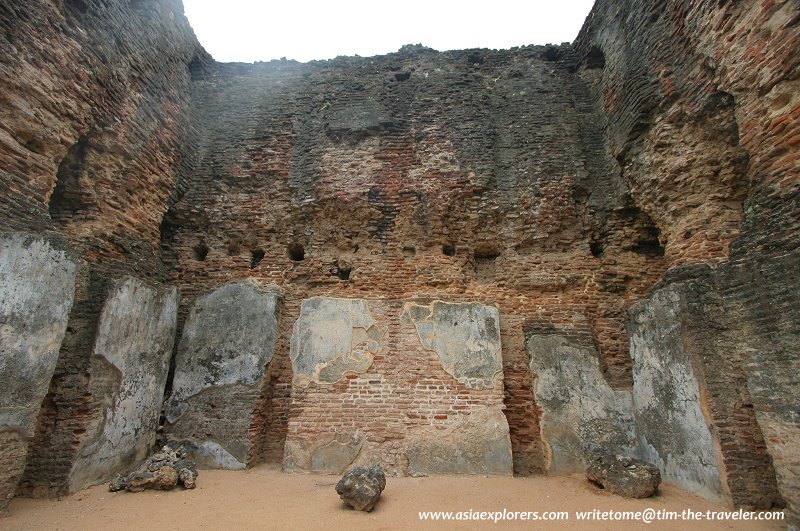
3;465;785;530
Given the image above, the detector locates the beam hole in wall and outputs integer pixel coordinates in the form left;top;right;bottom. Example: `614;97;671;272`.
584;45;606;70
542;46;561;61
590;241;604;258
193;244;209;261
250;249;265;268
628;239;665;257
474;245;499;280
335;263;351;281
442;244;456;257
227;241;241;256
49;136;90;223
467;53;484;65
188;54;208;81
394;72;411;82
625;223;664;257
474;245;500;262
64;0;89;14
403;246;416;259
287;243;305;261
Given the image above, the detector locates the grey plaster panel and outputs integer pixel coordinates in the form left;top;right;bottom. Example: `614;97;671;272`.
69;276;178;490
165;281;280;469
527;330;636;474
0;232;78;433
404;301;502;389
406;408;513;476
289;297;384;386
630;286;724;502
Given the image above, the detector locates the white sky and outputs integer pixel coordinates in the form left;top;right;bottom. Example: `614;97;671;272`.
182;1;596;63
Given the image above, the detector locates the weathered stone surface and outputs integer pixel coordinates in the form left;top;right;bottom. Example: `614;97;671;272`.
311;433;364;474
629;287;724;502
165;281;280;469
335;465;386;512
404;301;502;389
586;451;661;499
289;297;385;386
527;326;636;474
110;446;197;493
283;432;365;474
745;347;800;526
67;276;178;491
0;232;78;511
406;408;513;476
126;467;178;493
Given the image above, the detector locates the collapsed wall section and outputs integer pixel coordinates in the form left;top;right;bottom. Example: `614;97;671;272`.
0;0;795;522
161;43;670;478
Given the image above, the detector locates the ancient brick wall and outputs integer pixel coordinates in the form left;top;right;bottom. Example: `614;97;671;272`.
0;0;796;522
575;0;799;519
0;0;205;502
160;46;670;477
282;297;510;476
0;0;206;277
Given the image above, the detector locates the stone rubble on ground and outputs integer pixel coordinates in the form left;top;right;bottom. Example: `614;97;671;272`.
585;449;661;498
109;446;198;493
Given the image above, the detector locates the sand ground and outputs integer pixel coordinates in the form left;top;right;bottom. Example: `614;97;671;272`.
2;465;786;530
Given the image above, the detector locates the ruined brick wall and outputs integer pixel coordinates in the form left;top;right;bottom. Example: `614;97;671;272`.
281;297;510;476
575;0;798;518
0;0;205;499
160;46;671;476
0;0;206;276
1;0;796;520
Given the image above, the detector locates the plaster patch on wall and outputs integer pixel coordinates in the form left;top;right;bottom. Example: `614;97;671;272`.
406;408;513;476
527;327;636;474
68;276;178;491
283;432;363;474
0;232;78;510
289;297;385;387
630;286;725;502
164;280;280;469
403;301;502;389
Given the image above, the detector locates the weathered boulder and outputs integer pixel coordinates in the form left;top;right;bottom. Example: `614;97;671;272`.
109;446;197;493
585;451;661;498
165;281;280;469
125;467;179;493
335;465;386;512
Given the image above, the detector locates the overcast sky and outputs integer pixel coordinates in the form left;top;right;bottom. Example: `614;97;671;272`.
182;1;596;63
